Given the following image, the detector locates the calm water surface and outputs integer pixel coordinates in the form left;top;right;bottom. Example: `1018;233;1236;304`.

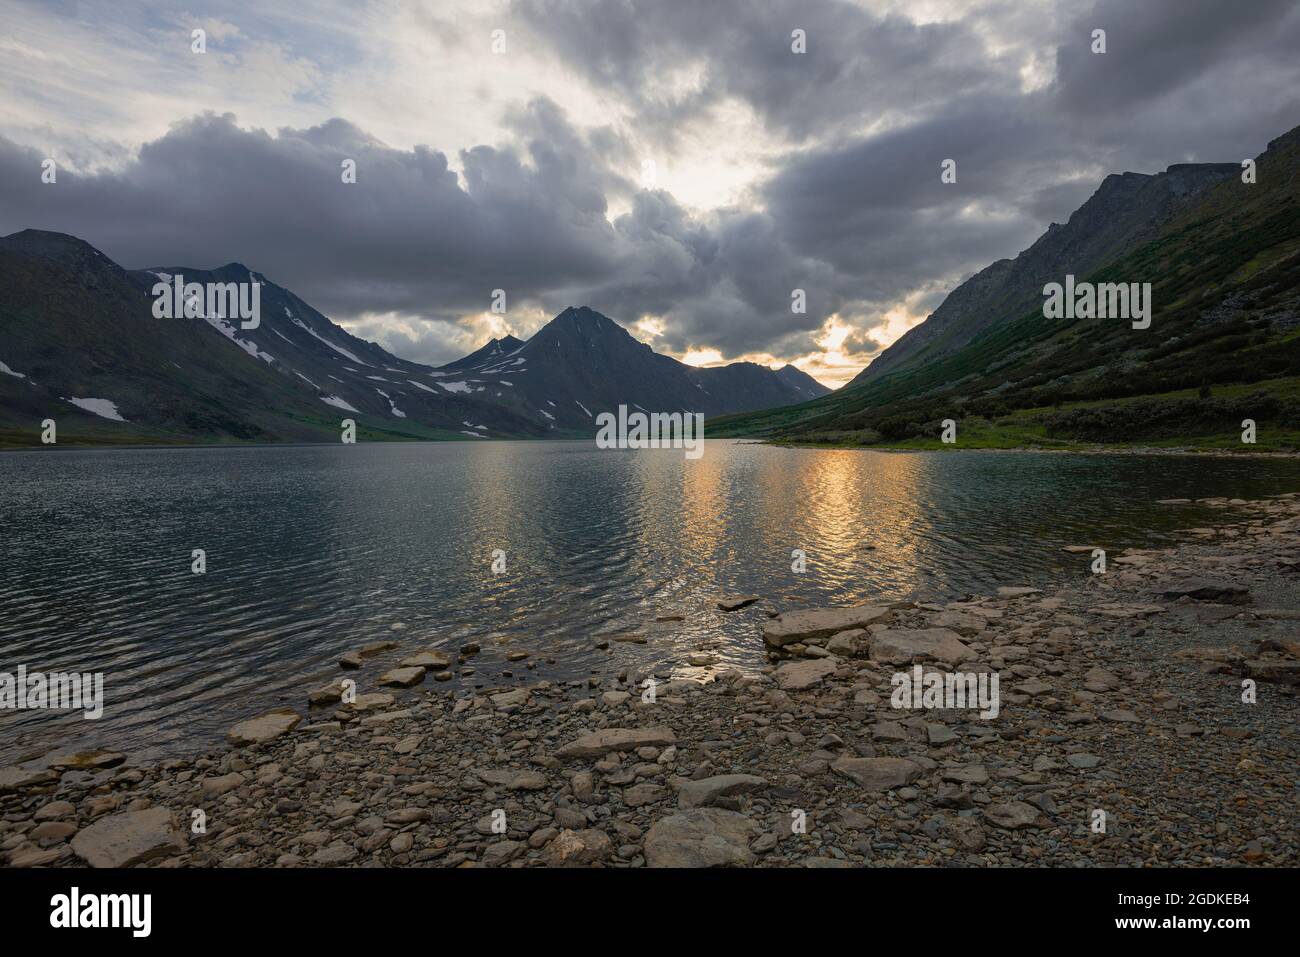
3;440;1299;762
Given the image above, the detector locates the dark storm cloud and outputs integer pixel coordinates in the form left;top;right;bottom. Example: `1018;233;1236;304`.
512;0;1013;145
1055;0;1300;116
1;0;1297;370
0;109;623;319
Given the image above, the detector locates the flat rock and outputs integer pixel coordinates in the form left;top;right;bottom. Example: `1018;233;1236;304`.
624;783;670;806
775;656;839;691
557;727;677;759
378;666;425;687
996;586;1041;598
308;680;349;706
717;595;760;612
1157;578;1249;603
644;808;756;867
400;650;451;669
984;802;1041;829
227;709;301;746
476;769;547;791
47;750;126;770
676;773;769;809
539;828;613;866
200;772;245;798
491;688;530;710
829;756;923;791
868;628;973;666
0;766;61;792
70;808;184;868
762;605;892;648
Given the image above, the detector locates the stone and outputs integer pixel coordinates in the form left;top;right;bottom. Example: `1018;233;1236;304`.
927;724;958;746
557;727;677;759
200;772;245;798
931;611;986;636
379;666;426;687
34;801;76;821
644;808;756;867
311;841;358;865
829;756;923;791
624;783;670;806
825;628;869;656
31;821;77;843
868;628;973;666
717;595;760;612
984;802;1041;829
47;750;126;770
491;688;530;710
1101;709;1140;723
762;605;893;648
400;650;451;669
996;586;1042;598
941;765;989;785
539;828;612;866
70;808;184;868
226;709;300;746
481;840;525;866
775;657;839;691
1067;753;1102;769
476;769;548;791
0;766;60;792
676;774;769;809
1157;579;1249;603
308;680;348;706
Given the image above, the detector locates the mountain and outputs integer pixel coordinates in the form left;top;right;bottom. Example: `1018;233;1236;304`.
713;121;1300;448
0;230;553;444
428;306;830;431
439;334;526;373
0;233;827;446
848;162;1241;387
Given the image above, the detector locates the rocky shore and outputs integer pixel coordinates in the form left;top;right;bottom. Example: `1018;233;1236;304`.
2;495;1298;868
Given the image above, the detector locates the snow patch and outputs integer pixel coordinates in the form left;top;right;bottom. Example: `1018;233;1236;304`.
66;397;127;422
0;360;27;379
321;395;360;413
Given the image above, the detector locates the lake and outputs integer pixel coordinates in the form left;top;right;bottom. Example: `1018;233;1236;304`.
3;440;1299;763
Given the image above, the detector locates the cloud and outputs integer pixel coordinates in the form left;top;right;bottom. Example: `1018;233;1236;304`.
0;0;1297;385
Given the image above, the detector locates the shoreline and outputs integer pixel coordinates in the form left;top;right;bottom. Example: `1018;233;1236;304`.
2;495;1297;868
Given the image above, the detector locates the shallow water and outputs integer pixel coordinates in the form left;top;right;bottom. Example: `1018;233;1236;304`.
3;440;1298;762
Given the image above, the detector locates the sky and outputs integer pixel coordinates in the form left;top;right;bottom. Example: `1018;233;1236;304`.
1;0;1298;387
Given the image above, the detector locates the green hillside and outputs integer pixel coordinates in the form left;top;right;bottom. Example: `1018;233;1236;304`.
712;124;1300;451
